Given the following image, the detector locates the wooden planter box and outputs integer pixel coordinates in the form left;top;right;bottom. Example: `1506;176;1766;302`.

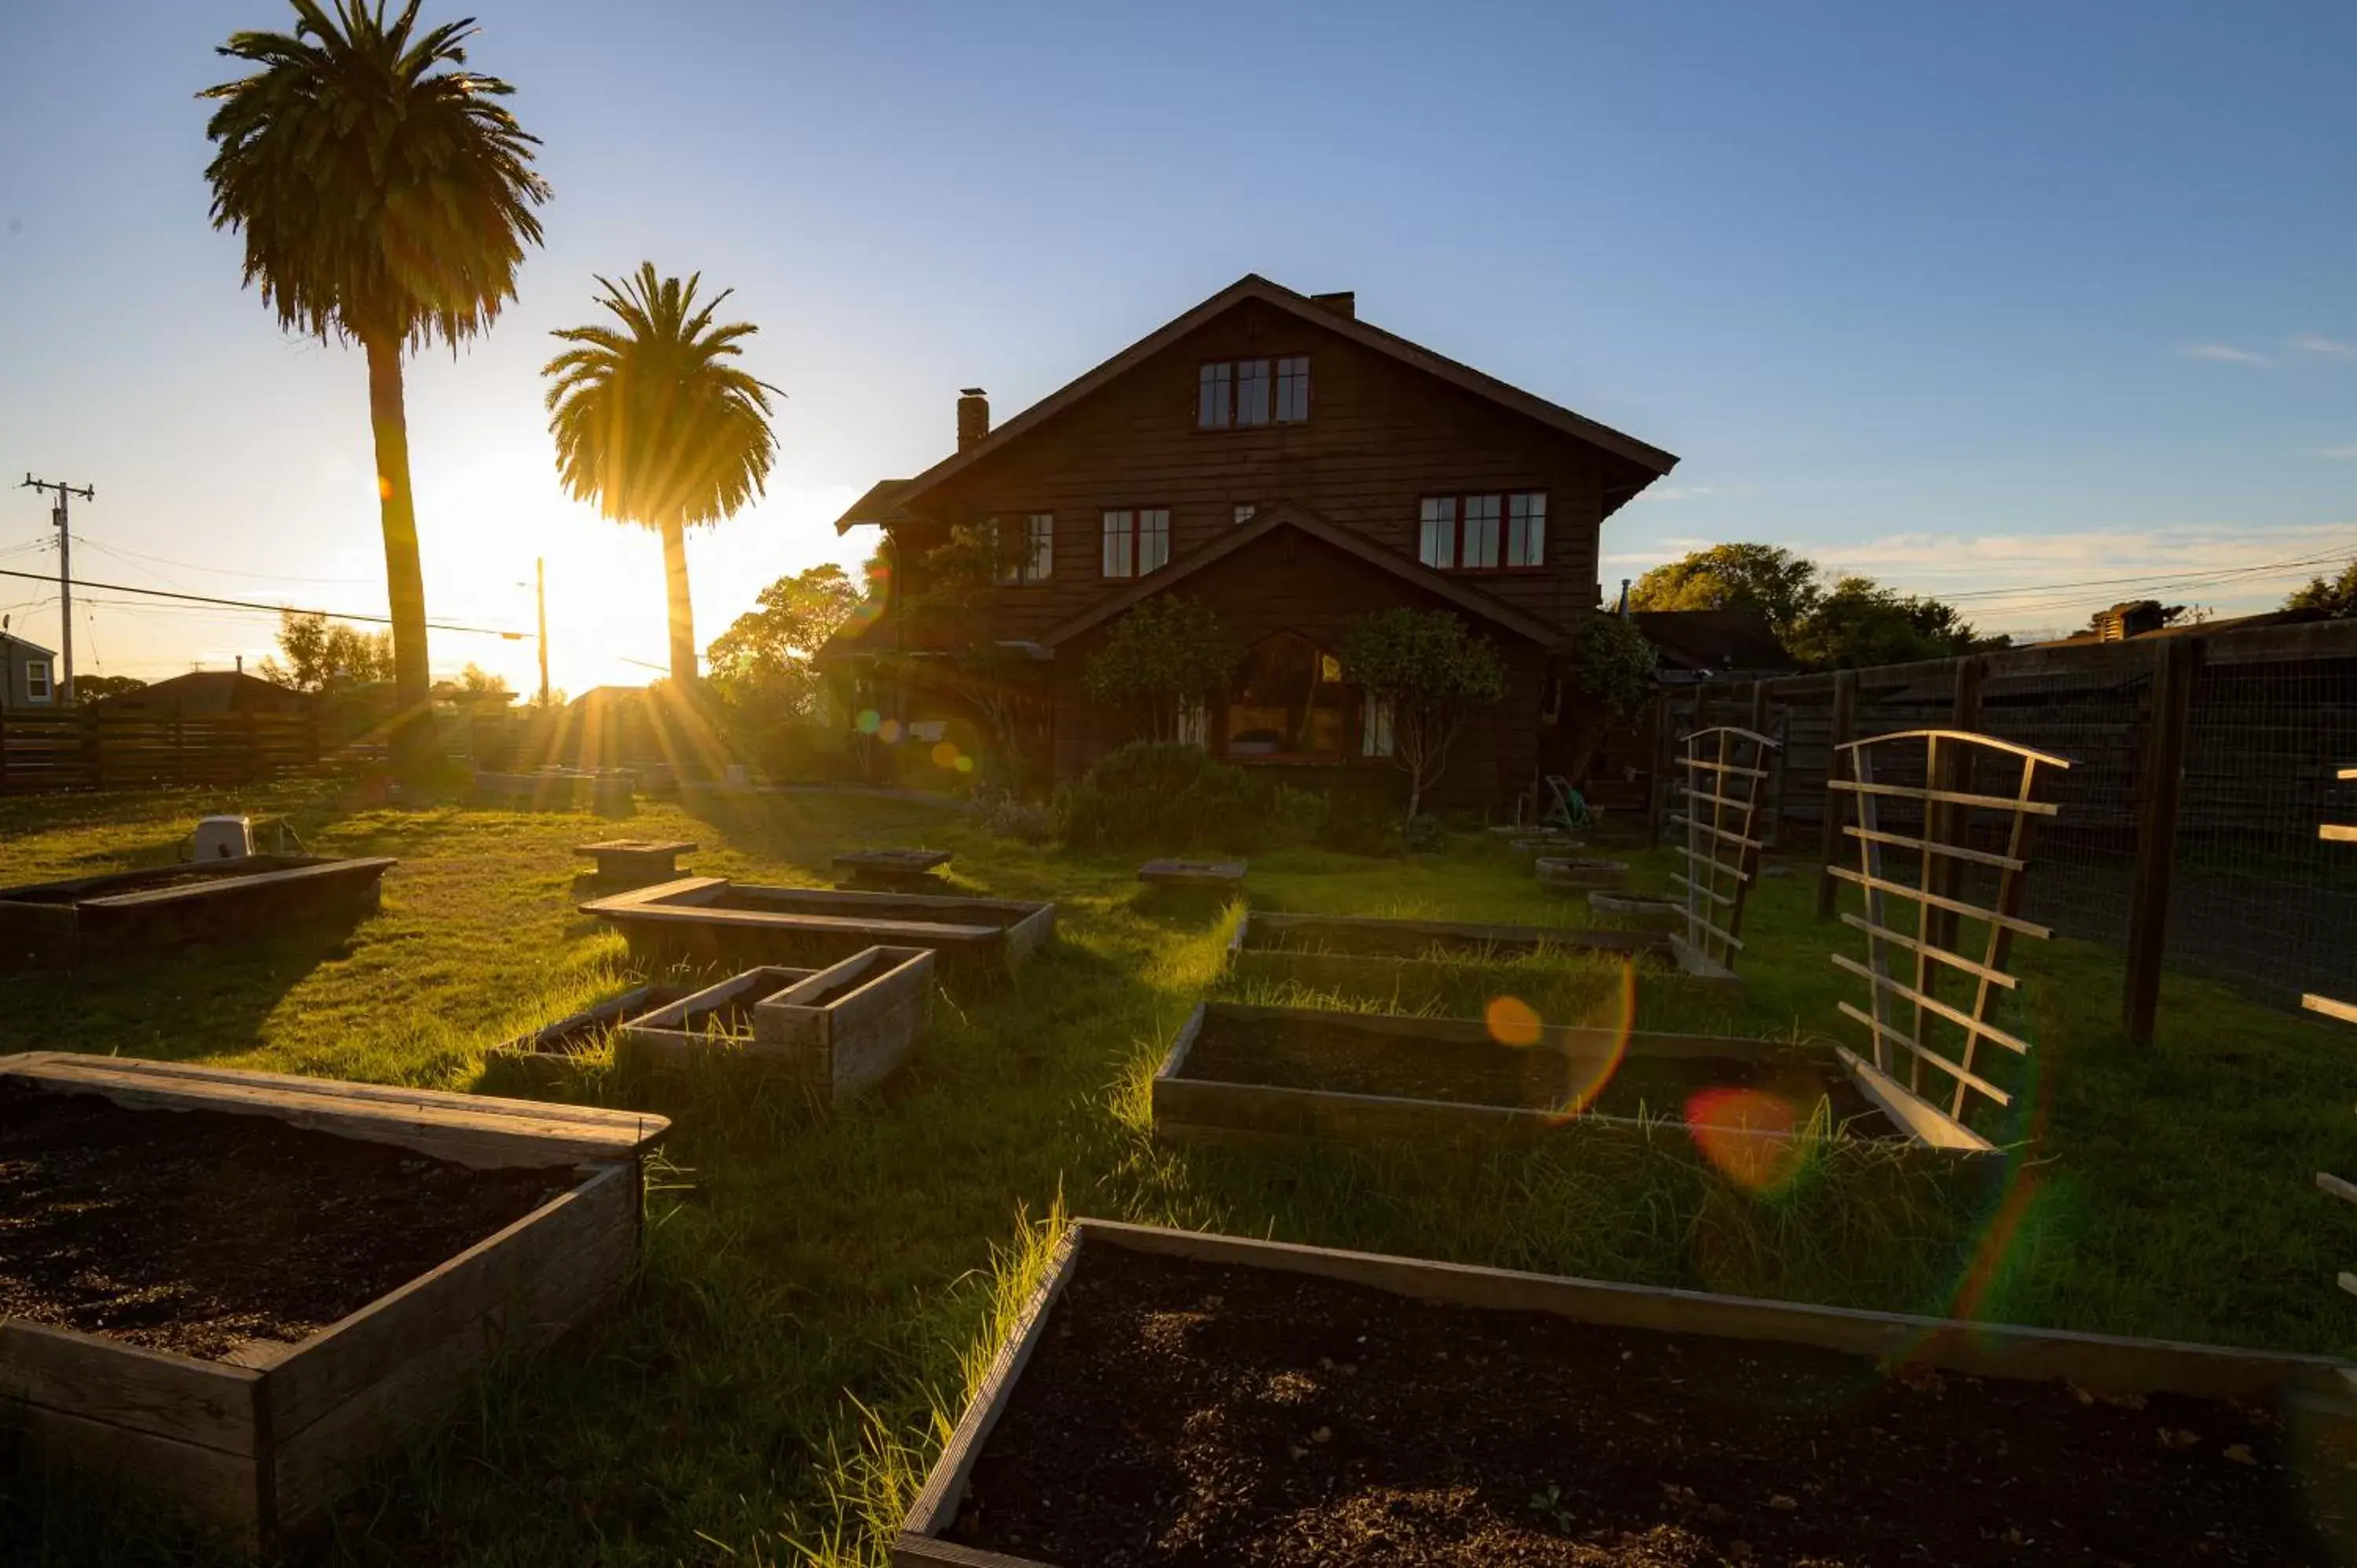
0;1052;669;1551
1137;858;1247;892
1587;888;1686;929
1151;1001;1993;1157
833;848;951;890
0;855;395;964
1534;855;1629;891
581;877;1054;979
1226;909;1671;1002
895;1220;2357;1566
617;947;935;1097
574;840;695;887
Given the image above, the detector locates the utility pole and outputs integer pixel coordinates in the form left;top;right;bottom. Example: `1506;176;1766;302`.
535;556;551;706
21;474;93;703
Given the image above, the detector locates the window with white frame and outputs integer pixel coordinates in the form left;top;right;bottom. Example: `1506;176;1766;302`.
1417;490;1547;572
1361;696;1395;758
1102;507;1171;577
993;513;1054;585
1234;503;1258;526
1197;357;1309;428
1177;702;1208;747
24;660;50;703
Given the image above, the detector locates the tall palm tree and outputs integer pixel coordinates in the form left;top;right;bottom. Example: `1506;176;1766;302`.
200;1;548;770
544;266;780;687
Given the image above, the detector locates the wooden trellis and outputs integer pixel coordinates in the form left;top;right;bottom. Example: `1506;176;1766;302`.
1668;727;1781;974
2308;764;2357;1297
1824;729;2070;1130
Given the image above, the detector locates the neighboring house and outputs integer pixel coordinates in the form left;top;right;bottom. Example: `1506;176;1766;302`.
0;631;57;709
1633;608;1798;684
827;274;1679;804
90;669;311;716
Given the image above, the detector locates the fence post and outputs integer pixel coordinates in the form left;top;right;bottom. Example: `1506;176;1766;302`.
82;703;103;792
1815;669;1857;919
2122;637;2201;1046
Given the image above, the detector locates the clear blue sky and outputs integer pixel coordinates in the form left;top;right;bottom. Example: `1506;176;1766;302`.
2;1;2352;690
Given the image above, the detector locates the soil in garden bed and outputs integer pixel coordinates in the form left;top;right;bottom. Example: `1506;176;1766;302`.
948;1246;2349;1566
0;1083;573;1361
1181;1012;1888;1130
1245;923;1580;962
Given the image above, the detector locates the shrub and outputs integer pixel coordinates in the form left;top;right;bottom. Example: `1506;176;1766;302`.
1079;597;1239;742
966;786;1053;844
1052;741;1321;854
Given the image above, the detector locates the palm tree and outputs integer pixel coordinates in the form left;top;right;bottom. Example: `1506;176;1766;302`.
543;266;781;687
200;1;548;770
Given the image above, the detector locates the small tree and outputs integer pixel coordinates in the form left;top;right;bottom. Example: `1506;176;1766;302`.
896;523;1054;787
1557;611;1657;779
2287;562;2357;617
258;610;393;693
706;563;865;721
1342;607;1509;821
1080;596;1239;742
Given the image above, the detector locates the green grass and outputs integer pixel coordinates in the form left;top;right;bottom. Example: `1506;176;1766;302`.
3;783;2355;1566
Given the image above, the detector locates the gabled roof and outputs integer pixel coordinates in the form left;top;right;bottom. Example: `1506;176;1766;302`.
0;629;54;658
835;273;1677;533
1039;502;1561;648
94;669;309;714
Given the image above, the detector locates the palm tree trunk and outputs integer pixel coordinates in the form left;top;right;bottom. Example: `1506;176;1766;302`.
363;333;433;777
662;518;697;687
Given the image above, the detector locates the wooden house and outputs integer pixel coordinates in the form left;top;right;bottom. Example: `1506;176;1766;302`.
827;275;1677;806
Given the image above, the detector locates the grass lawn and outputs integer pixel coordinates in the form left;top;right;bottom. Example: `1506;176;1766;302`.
3;781;2354;1566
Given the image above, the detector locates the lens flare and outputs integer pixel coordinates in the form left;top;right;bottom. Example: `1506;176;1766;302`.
931;740;961;769
1485;995;1541;1046
955;754;976;773
878;718;903;744
1521;958;1644;1123
856;709;881;735
1685;1086;1803;1192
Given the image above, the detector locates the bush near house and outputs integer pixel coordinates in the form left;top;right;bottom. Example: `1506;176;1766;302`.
1051;740;1324;853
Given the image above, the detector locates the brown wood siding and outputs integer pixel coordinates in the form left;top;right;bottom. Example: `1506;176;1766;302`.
1049;526;1545;808
894;298;1613;643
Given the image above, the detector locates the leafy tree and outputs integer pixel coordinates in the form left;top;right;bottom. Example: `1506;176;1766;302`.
433;663;512;708
2287;562;2357;617
201;1;549;771
885;524;1060;788
258;610;393;692
1782;576;1987;669
1080;596;1241;742
706;564;865;720
1556;612;1658;780
71;675;148;703
1629;543;1823;632
1341;607;1509;821
544;265;782;687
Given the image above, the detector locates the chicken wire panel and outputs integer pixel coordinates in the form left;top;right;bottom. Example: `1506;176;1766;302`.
2170;656;2357;1009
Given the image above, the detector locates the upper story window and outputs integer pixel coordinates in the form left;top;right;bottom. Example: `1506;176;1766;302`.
1102;507;1171;578
1233;504;1258;526
1417;491;1547;572
24;660;50;703
1197;357;1310;429
992;513;1054;585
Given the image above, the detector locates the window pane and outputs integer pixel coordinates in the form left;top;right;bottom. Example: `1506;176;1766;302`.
1418;496;1457;569
1463;494;1501;569
1139;508;1171;573
1362;698;1394;757
1197;363;1231;429
1276;357;1310;422
1102;510;1133;577
1508;492;1546;567
1028;513;1054;582
1236;360;1271;426
1233;503;1257;526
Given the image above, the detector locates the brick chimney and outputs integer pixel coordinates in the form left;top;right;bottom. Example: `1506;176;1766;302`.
1310;291;1356;320
957;387;990;452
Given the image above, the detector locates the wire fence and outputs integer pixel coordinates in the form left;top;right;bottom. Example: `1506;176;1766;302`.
1658;618;2357;1013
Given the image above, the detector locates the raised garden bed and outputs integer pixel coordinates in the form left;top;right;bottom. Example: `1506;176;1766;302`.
0;1051;669;1550
899;1220;2357;1566
834;848;951;890
581;876;1054;977
1153;1001;1988;1157
1534;855;1629;891
1137;858;1247;892
574;839;695;886
1587;888;1685;929
1227;910;1744;1006
617;947;935;1097
0;854;396;964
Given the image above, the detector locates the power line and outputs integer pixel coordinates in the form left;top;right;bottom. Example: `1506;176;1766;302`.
0;565;528;638
1886;541;2357;604
72;534;384;589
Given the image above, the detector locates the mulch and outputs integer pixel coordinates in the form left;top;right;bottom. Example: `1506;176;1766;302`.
947;1245;2349;1566
0;1082;572;1361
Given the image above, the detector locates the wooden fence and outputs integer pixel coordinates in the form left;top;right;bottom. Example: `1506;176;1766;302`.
0;707;323;794
1651;618;2357;1038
